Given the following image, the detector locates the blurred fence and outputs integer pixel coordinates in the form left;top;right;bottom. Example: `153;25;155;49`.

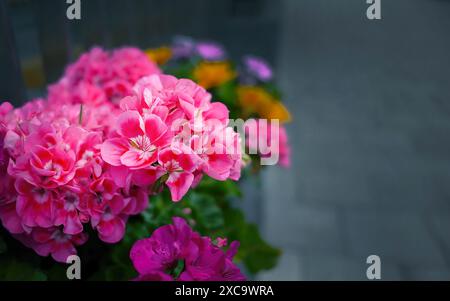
0;0;282;105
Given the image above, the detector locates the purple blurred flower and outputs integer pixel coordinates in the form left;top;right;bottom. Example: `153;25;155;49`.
172;36;196;59
244;56;273;82
196;42;226;61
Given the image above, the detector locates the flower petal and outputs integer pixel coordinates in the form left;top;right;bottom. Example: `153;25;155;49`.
117;110;144;138
166;172;194;202
101;138;129;166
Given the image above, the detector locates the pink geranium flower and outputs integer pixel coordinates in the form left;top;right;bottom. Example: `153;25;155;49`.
158;144;199;201
14;178;53;228
101;111;171;169
48;47;161;107
53;189;85;235
0;53;242;261
15;227;88;263
101;74;242;202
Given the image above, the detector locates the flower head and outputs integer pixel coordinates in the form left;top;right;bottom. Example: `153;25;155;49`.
101;74;242;202
193;62;235;90
130;217;245;281
48;47;161;107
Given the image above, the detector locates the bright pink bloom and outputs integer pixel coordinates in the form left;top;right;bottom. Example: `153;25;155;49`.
130;217;245;281
101;111;171;169
180;240;246;281
14;179;53;228
0;52;242;261
158;144;199;201
101;74;242;202
48;47;161;107
53;189;85;235
15;227;88;263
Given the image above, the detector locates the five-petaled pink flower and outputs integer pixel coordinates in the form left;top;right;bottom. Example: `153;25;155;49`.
101;111;171;169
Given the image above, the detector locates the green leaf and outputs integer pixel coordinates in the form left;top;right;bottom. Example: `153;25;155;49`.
221;206;281;274
0;235;6;254
240;224;281;274
213;81;240;119
0;259;47;281
196;178;242;199
189;192;224;230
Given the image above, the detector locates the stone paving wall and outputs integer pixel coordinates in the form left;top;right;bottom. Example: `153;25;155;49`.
259;0;450;280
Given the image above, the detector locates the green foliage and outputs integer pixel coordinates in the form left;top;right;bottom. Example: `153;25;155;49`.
212;80;240;118
189;192;224;231
186;178;280;275
0;258;47;281
221;207;280;274
163;60;196;80
0;234;6;254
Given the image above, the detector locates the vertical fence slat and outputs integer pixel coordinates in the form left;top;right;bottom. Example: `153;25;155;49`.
0;0;26;105
34;0;71;84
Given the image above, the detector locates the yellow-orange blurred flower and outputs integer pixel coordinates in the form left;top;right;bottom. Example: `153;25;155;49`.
265;101;291;123
237;86;273;115
237;86;291;123
193;61;235;90
145;47;172;65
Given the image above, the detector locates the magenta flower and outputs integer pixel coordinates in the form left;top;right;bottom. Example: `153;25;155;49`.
130;217;245;281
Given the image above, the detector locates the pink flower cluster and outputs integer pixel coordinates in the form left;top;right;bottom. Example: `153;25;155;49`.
0;49;242;262
130;217;245;281
48;47;161;107
101;74;242;201
0;98;149;261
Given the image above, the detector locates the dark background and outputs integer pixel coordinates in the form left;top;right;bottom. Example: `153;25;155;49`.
1;0;450;280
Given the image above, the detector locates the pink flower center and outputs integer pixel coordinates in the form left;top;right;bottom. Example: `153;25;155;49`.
32;188;49;204
51;230;70;243
163;159;181;172
43;159;63;178
129;135;156;153
63;192;79;211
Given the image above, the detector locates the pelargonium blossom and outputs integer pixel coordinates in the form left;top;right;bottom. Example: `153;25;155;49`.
130;217;245;281
48;47;161;107
0;70;242;263
101;74;242;202
0;97;153;261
